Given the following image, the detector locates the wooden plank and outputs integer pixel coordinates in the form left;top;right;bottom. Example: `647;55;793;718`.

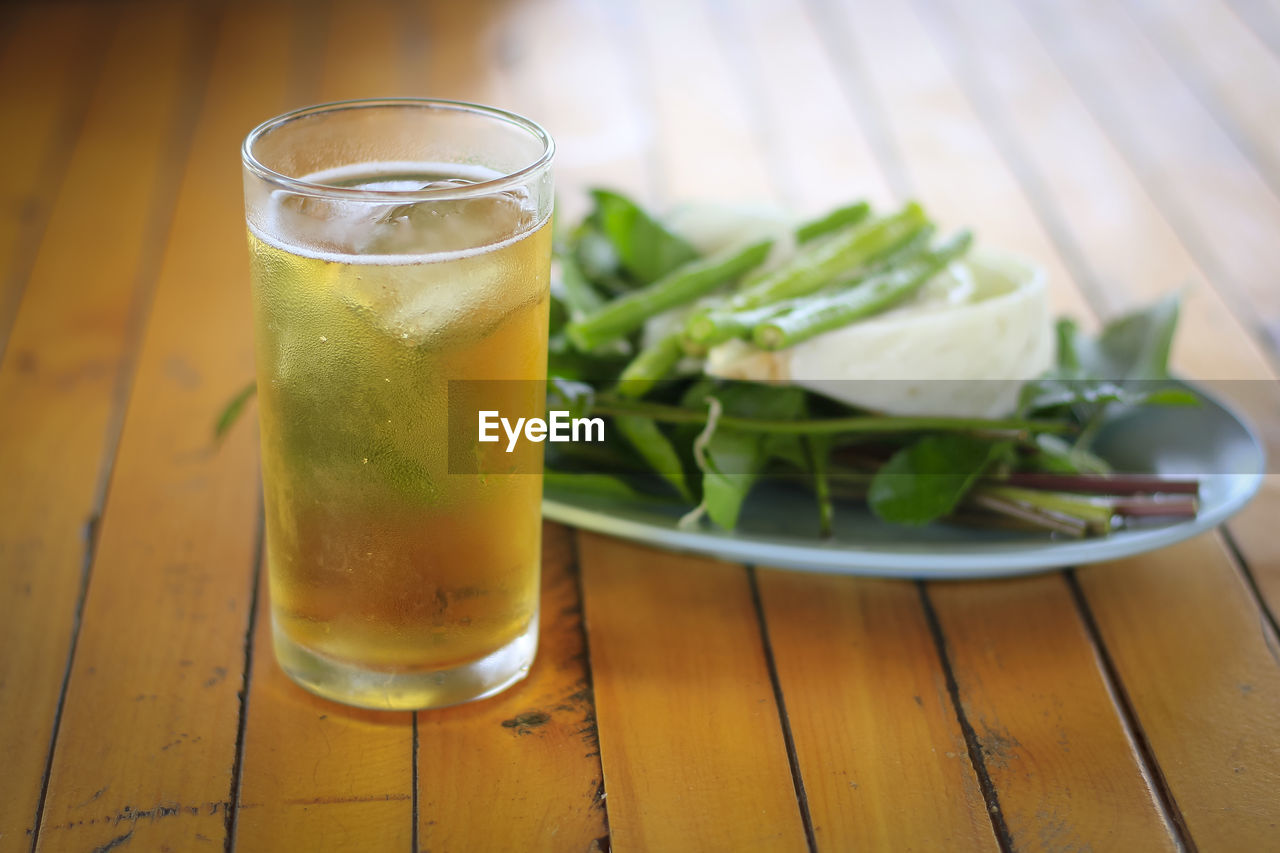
563;3;805;846
714;4;993;847
806;1;1187;847
1018;0;1280;354
0;3;204;848
0;2;108;353
708;0;896;211
578;533;808;852
231;565;414;852
928;577;1177;850
414;0;655;220
1076;534;1280;848
810;0;1092;322
411;0;516;107
476;0;656;219
756;571;998;850
417;524;607;852
318;0;415;100
230;3;416;848
625;0;775;204
31;3;300;850
397;4;610;846
1127;0;1280;200
1227;0;1280;57
933;0;1280;642
915;0;1280;843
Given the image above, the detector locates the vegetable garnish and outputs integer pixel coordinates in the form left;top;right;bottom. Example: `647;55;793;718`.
547;190;1200;536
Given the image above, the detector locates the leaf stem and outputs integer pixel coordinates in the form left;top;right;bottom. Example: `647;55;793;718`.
592;395;1075;436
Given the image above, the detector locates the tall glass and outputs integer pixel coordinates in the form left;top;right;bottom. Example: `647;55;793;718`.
242;99;554;710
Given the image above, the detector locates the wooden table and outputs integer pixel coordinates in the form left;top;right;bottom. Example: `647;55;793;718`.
3;0;1279;850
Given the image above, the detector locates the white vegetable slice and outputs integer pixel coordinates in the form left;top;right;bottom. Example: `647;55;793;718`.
705;248;1052;418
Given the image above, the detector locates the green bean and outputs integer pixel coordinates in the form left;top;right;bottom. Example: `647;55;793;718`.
566;238;773;351
616;333;685;398
795;201;871;244
732;202;928;310
753;230;972;350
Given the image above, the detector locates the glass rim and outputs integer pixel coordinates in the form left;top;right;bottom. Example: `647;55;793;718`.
241;97;555;202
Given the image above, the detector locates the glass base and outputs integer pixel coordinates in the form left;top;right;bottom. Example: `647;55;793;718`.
272;614;538;711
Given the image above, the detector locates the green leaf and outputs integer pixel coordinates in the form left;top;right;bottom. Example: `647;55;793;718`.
1026;433;1112;475
589;189;699;285
686;383;808;529
868;435;1012;525
613;414;693;501
1024;295;1192;432
544;470;644;502
1055;317;1083;373
1061;294;1180;381
699;429;764;529
215;381;257;441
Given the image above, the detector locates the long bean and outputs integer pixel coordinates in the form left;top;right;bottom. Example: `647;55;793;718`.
685;223;937;347
615;333;685;398
753;230;972;350
795;201;871;244
566;238;773;351
731;202;928;310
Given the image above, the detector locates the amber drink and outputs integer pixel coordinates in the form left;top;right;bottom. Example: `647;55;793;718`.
242;100;554;709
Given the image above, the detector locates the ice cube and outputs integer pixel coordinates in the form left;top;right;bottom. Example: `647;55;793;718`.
358;187;537;256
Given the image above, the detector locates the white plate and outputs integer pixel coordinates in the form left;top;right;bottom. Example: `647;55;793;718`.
542;382;1265;579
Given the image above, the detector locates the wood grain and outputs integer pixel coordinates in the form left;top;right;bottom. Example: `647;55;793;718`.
227;3;417;848
715;0;896;211
720;4;989;848
1127;0;1280;200
0;3;202;848
812;0;1093;322
232;563;414;852
0;2;108;352
929;576;1178;850
925;3;1280;842
1019;0;1280;352
1077;534;1280;848
566;5;807;847
417;524;607;852
625;0;775;204
317;0;416;100
578;533;808;852
756;571;998;851
32;3;300;850
484;0;657;219
1228;0;1280;57
410;0;516;107
934;0;1280;656
1;0;1278;848
805;2;1189;847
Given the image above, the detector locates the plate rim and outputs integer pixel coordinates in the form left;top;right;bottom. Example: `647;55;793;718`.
541;380;1266;580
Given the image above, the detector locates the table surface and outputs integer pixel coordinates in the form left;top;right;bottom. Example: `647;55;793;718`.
3;0;1280;850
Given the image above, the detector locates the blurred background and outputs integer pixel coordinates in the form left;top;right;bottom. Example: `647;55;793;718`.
3;0;1280;370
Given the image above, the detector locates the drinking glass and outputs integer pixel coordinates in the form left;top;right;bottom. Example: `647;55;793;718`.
242;99;554;709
